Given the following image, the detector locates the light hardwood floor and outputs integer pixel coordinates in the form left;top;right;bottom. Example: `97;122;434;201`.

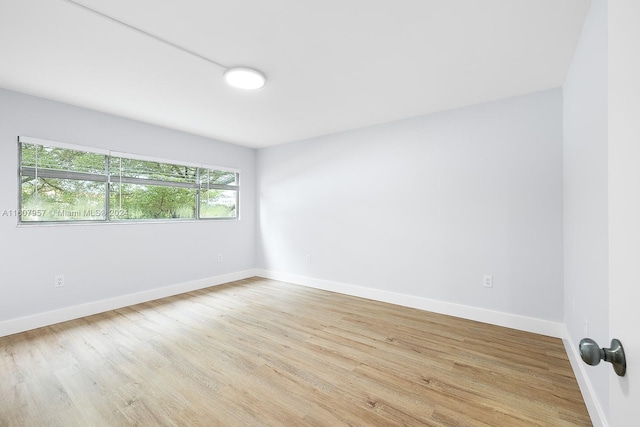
0;277;591;426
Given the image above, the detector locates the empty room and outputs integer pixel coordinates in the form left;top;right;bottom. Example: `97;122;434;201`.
0;0;638;426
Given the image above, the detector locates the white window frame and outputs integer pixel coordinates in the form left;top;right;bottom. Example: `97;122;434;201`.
17;136;240;224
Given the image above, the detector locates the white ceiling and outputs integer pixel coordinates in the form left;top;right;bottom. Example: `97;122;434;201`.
0;0;590;148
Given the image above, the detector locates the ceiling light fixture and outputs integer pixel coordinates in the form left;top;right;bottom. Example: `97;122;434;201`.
61;0;266;90
224;68;266;90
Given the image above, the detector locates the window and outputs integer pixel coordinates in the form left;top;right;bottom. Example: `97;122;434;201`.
18;137;239;223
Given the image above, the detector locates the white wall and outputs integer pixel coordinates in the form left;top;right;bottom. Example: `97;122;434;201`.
562;0;610;422
0;88;256;327
257;89;564;322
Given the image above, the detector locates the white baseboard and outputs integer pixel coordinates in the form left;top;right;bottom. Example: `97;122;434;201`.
0;269;259;338
255;269;564;338
562;327;609;427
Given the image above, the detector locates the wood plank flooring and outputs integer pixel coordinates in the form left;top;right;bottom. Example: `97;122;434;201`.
0;277;591;426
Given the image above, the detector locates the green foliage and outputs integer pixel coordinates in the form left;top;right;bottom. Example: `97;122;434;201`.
21;177;106;221
111;157;197;183
22;144;105;173
200;189;237;218
110;184;196;219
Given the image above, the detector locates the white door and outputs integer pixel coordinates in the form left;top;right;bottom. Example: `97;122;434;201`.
608;1;640;425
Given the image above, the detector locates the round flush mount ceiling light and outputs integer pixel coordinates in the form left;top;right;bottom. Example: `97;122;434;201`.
224;67;266;90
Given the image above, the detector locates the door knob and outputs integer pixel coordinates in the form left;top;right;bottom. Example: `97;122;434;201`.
579;338;626;377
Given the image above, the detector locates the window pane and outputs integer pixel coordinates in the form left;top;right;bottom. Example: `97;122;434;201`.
21;143;106;174
110;183;196;220
200;189;237;218
110;157;197;184
199;169;238;186
21;177;106;221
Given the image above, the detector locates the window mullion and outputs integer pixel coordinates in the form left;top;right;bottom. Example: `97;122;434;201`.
195;167;200;219
105;155;110;221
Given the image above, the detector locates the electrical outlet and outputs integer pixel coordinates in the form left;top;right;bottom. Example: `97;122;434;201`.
54;274;64;288
305;254;311;264
217;253;223;262
483;275;493;288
